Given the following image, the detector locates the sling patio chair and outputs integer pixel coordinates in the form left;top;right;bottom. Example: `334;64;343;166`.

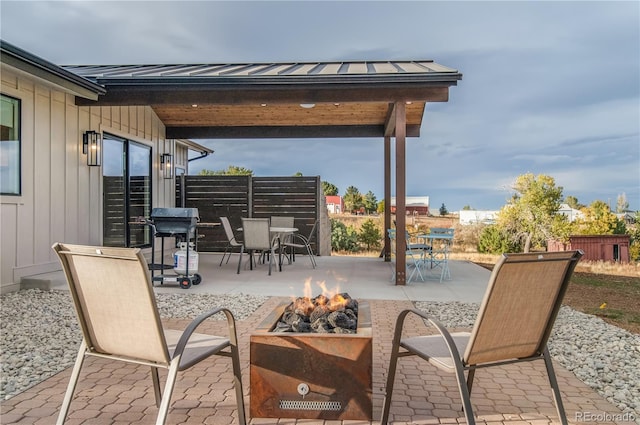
52;243;246;425
280;218;318;269
237;217;279;275
381;250;583;425
219;216;243;266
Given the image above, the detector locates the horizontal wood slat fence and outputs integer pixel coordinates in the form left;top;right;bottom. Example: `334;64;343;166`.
176;175;321;252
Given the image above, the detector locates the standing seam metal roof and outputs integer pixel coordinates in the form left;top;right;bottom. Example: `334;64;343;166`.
62;60;460;80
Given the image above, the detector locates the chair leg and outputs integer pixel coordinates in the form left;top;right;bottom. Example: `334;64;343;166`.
306;244;317;268
230;340;247;425
156;359;180;425
452;361;476;425
151;367;162;407
380;331;402;424
237;246;244;274
219;245;230;266
56;340;87;425
543;347;568;425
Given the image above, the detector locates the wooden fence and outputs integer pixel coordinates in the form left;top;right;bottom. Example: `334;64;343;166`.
176;175;321;252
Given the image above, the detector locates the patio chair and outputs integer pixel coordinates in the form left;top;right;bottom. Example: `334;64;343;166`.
387;228;429;283
281;218;318;268
381;250;583;425
52;242;246;425
237;217;279;275
219;216;243;266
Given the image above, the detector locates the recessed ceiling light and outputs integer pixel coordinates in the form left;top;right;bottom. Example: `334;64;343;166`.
300;103;316;109
261;103;267;107
191;104;198;108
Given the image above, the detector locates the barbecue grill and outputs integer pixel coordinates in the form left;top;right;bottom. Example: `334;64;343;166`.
148;208;201;289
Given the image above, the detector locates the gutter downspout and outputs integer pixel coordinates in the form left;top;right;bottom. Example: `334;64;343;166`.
188;151;212;162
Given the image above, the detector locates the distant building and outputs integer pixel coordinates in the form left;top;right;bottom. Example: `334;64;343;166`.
459;210;498;225
325;195;344;214
548;235;630;263
390;197;429;215
558;203;584;222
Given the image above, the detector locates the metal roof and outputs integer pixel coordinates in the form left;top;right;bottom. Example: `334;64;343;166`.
63;60;460;84
1;40;106;99
60;60;461;139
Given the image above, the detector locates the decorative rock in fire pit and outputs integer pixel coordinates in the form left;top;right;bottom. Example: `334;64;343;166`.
273;293;358;333
250;294;372;421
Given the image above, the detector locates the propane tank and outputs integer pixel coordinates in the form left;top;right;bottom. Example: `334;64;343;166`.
173;242;199;275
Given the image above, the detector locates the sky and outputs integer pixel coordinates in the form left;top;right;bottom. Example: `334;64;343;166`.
1;1;639;212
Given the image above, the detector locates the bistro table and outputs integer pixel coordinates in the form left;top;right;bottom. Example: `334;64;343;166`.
237;226;298;271
415;229;454;281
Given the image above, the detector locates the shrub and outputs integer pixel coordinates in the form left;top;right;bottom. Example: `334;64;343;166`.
478;225;521;254
331;219;359;252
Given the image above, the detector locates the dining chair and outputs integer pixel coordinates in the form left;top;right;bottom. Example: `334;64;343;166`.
387;228;427;283
281;218;318;268
381;250;584;425
219;216;243;266
238;217;279;275
52;243;246;425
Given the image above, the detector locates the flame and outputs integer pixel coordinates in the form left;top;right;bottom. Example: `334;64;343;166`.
294;278;344;309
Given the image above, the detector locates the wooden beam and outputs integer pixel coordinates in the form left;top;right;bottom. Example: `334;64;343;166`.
75;85;450;106
395;102;407;285
167;125;421;139
384;103;396;137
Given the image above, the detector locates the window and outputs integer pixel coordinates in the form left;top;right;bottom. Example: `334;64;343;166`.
102;134;152;248
0;94;21;195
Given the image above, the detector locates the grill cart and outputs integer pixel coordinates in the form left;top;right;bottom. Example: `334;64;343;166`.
148;208;202;289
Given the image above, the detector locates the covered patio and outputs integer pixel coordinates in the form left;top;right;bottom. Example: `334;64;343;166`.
65;60;463;285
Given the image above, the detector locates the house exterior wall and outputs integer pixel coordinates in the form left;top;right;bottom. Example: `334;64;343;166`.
1;67;171;293
548;235;630;263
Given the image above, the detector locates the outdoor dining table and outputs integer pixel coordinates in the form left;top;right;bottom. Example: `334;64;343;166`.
414;230;454;280
237;226;298;271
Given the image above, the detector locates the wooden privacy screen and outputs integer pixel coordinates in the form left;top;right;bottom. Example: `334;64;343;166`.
176;175;321;252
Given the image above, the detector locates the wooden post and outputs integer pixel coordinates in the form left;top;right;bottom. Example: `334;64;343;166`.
395;102;406;285
384;135;391;261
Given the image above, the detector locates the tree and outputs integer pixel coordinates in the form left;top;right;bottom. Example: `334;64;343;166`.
343;186;364;213
462;205;473;211
199;165;253;175
377;199;385;214
358;219;382;250
496;173;565;252
564;195;584;210
573;200;626;235
616;192;629;213
322;181;339;196
363;191;378;214
439;203;448;216
294;171;303;176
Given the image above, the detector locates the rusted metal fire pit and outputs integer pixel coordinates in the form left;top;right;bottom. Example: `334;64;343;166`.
250;294;372;420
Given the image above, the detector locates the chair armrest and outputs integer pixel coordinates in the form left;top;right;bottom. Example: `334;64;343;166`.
394;309;464;363
173;308;239;358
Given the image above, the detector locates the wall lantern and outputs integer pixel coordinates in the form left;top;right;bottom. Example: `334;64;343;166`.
82;130;102;166
160;153;173;179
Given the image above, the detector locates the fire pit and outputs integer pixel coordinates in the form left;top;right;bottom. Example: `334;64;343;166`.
250;292;372;420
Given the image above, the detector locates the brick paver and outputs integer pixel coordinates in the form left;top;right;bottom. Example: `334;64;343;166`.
0;298;630;424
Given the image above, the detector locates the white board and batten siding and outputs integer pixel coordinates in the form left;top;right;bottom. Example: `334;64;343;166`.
1;68;173;293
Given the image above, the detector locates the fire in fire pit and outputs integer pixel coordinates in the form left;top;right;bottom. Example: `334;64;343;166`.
273;292;358;333
250;287;372;420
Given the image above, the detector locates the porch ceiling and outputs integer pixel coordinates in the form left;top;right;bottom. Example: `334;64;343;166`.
63;60;462;139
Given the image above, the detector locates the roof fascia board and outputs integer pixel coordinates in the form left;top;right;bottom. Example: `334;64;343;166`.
174;138;214;154
76;85;450;106
1;41;106;100
166;124;421;139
